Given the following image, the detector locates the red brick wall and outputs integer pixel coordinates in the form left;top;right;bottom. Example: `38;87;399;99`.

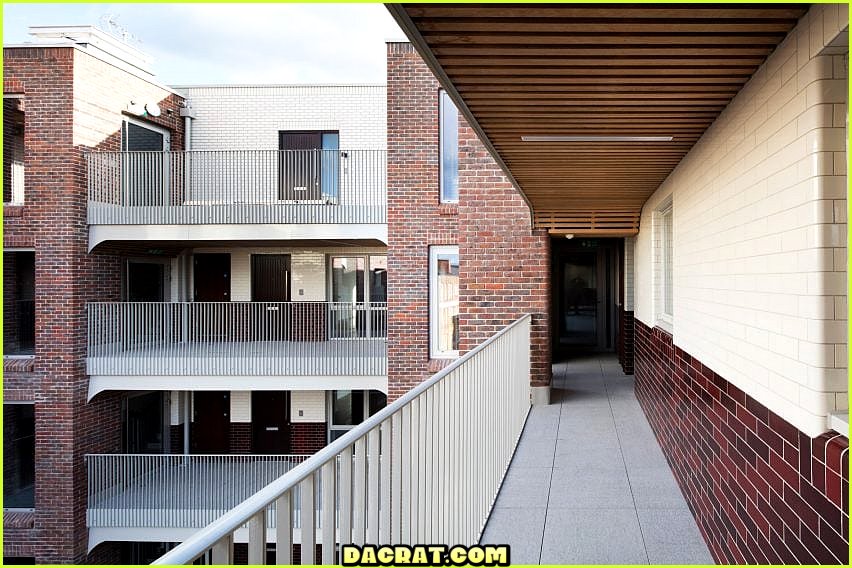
386;42;551;398
290;422;327;454
229;423;252;454
457;124;550;387
634;320;849;564
2;45;184;563
617;309;635;374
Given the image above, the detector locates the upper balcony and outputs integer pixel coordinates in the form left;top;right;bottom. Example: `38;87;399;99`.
85;149;387;250
86;301;387;398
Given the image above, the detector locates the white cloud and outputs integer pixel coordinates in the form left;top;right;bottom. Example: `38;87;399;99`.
2;3;404;85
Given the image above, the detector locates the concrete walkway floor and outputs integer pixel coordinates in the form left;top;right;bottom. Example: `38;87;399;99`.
480;355;714;564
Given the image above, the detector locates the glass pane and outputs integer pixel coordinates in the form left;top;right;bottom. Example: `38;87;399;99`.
369;256;387;302
331;390;364;426
331;257;365;303
368;391;387;416
439;91;459;202
437;251;459;352
321;132;339;201
3;252;35;355
663;210;674;315
559;253;597;346
3;404;35;508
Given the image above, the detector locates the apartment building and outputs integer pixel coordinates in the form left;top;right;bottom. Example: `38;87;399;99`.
3;26;388;564
385;3;849;564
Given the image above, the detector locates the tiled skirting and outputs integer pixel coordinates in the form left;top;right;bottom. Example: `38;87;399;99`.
618;309;635;374
634;320;848;564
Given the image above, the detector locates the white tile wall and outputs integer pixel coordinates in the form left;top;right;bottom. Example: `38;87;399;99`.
190;245;387;301
230;391;252;423
634;5;848;437
170;391;184;426
175;85;386;151
291;390;326;423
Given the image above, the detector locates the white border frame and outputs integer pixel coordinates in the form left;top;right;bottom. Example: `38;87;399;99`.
429;245;460;358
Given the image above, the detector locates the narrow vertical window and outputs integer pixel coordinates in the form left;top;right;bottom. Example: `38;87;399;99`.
656;200;674;325
3;97;25;204
3;251;35;356
439;90;459;202
3;403;35;509
430;246;460;357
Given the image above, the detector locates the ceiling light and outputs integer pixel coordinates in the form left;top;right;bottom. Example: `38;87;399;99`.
565;234;574;239
521;135;673;142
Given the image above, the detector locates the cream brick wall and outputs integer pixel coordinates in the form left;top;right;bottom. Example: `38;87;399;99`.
175;85;386;151
230;391;251;423
635;5;848;437
191;245;387;301
290;391;326;423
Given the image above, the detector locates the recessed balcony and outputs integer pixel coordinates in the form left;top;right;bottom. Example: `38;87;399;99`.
86;301;387;398
85;150;387;249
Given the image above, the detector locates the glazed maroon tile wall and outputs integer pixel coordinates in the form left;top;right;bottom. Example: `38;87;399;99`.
634;320;849;564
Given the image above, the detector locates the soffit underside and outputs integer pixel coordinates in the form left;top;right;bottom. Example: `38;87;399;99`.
392;3;809;235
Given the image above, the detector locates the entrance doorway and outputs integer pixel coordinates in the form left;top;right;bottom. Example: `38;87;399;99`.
251;391;291;453
192;391;230;453
552;238;620;357
122;392;168;454
193;254;230;302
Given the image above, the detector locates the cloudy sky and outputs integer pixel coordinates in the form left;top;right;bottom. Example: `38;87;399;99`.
2;3;405;85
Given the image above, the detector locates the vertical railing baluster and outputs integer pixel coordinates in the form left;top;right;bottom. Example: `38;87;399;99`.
300;474;316;565
247;510;267;565
276;491;293;564
320;460;336;564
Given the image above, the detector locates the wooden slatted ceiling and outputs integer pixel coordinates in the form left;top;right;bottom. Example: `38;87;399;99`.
393;3;808;234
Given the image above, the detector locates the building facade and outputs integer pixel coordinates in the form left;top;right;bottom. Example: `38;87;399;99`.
3;27;389;564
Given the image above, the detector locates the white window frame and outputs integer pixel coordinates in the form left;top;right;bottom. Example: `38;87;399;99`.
122;116;171;150
654;199;674;332
4;95;26;205
438;90;459;204
429;245;460;358
326;390;386;443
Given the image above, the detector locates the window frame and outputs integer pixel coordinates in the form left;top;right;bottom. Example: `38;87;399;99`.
429;245;460;358
326;390;386;443
121;116;171;151
438;90;459;204
655;199;674;331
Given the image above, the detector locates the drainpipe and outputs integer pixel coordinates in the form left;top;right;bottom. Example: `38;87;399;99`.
180;101;195;202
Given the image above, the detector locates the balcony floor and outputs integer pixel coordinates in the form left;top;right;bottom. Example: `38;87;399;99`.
480;354;714;565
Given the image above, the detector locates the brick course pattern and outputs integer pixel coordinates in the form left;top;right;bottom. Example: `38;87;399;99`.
634;320;849;564
2;45;184;563
290;422;327;455
617;309;635;374
386;42;551;398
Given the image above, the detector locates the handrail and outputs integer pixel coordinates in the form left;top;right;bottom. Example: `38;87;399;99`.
86;149;387;225
154;314;532;564
86;301;387;377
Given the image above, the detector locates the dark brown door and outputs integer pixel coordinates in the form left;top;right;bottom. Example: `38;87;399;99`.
280;131;322;200
251;255;291;302
127;261;165;302
192;391;230;453
194;254;230;302
251;391;291;454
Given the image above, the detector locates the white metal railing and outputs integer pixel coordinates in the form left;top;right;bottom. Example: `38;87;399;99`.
154;314;531;565
86;301;387;376
86;149;386;225
87;454;310;529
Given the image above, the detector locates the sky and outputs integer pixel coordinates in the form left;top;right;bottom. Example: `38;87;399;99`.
2;3;406;85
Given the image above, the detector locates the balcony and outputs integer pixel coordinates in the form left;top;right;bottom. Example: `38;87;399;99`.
85;150;387;249
86;454;310;550
86;301;387;398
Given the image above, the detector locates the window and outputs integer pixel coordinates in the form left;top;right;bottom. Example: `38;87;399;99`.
327;390;387;442
439;90;459;203
3;403;35;510
3;251;35;356
430;246;460;357
279;131;339;202
656;201;674;326
121;118;170;207
329;255;387;338
3;97;25;204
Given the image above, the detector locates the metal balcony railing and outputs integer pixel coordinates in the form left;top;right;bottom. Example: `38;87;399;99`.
153;315;532;565
86;301;387;376
86;454;310;529
86;149;386;225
